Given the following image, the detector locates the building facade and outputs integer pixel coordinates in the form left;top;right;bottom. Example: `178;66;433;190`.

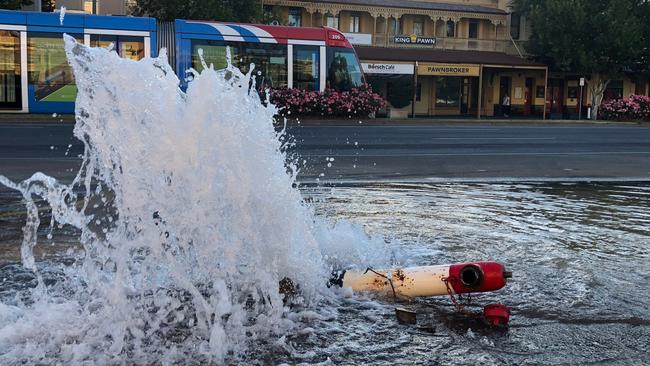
57;0;135;15
13;0;649;118
262;0;648;119
21;0;134;16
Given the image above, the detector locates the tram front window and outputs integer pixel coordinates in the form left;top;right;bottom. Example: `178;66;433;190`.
326;48;363;91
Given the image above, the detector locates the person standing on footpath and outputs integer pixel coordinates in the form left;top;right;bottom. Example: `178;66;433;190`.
502;93;511;118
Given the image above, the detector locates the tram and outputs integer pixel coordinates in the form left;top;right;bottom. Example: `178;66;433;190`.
0;10;364;114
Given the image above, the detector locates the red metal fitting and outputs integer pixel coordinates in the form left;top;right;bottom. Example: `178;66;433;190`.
447;262;510;294
483;304;511;327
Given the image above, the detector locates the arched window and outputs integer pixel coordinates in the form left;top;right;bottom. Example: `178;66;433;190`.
446;20;455;37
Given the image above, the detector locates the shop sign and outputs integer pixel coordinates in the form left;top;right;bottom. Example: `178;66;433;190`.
343;33;373;46
362;62;414;75
418;63;480;77
394;34;437;46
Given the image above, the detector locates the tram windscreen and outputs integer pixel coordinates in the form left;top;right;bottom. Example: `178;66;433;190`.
326;48;364;91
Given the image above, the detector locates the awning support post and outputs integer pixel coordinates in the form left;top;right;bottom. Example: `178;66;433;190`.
411;61;418;118
543;67;548;120
477;65;483;119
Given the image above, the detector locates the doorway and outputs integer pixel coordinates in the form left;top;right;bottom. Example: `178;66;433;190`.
525;77;535;115
499;76;511;116
546;78;564;118
0;30;22;110
460;77;479;115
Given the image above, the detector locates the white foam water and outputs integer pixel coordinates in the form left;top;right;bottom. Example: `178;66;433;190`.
0;36;388;364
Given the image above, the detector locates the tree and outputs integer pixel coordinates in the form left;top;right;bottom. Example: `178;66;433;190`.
131;0;262;23
512;0;649;119
42;0;55;12
262;4;288;25
0;0;32;10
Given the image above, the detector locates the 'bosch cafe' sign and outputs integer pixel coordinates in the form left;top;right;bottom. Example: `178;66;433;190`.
362;63;415;75
394;34;437;45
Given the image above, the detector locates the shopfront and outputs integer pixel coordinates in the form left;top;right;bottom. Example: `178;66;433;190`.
362;61;415;118
415;63;480;116
356;46;548;119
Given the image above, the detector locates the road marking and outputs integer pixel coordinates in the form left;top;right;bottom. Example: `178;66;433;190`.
302;151;650;157
0;157;80;160
298;177;650;184
429;137;555;140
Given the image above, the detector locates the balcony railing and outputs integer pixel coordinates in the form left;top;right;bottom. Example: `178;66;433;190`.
366;34;527;56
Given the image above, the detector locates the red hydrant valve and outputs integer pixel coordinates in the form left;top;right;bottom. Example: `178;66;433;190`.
483;303;510;327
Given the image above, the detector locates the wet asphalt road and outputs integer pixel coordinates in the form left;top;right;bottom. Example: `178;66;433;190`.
1;122;650;183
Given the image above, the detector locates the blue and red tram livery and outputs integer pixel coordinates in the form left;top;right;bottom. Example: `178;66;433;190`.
0;10;365;114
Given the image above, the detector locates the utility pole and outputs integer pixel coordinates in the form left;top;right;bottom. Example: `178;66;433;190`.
92;0;97;14
579;77;585;120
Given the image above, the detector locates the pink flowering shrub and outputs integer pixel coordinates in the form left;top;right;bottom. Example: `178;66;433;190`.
600;95;650;121
269;86;386;118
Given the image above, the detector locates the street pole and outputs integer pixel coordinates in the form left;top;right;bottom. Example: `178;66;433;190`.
92;0;97;14
579;77;585;120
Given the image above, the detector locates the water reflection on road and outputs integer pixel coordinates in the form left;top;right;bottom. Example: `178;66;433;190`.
1;182;649;365
295;182;650;365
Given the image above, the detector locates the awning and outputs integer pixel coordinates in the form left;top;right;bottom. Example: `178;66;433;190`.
355;46;546;68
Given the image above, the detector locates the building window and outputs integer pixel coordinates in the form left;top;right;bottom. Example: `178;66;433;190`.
390;18;402;35
468;19;479;39
90;35;145;61
288;8;302;27
326;14;339;29
83;0;98;14
436;77;460;107
349;13;361;33
446;20;455;37
604;80;624;100
413;17;425;36
510;13;521;40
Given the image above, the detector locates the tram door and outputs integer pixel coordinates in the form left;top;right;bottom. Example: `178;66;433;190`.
0;30;22;110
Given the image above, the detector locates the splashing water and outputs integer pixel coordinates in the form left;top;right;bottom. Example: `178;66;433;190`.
0;36;388;364
59;6;66;25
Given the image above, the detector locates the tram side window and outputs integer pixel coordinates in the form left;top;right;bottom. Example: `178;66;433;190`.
28;33;83;102
90;35;145;61
326;48;363;91
293;46;319;91
240;43;287;89
0;30;21;108
191;40;240;72
191;41;287;90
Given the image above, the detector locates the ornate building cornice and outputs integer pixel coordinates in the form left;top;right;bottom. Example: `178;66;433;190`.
264;0;507;25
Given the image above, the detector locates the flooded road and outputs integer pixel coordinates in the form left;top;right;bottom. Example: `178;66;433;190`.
2;182;649;365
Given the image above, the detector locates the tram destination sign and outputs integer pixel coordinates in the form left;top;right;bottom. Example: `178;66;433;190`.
394;35;437;46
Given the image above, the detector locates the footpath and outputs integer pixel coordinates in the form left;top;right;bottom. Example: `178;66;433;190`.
1;113;647;126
